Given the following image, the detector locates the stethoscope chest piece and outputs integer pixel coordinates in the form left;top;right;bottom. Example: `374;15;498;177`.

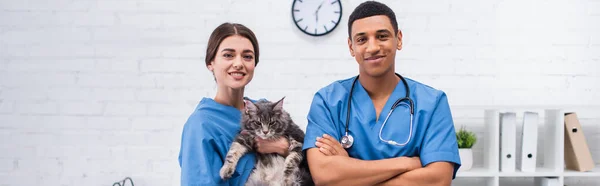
341;134;354;149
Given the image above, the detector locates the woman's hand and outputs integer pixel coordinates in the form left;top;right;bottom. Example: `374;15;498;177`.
315;134;349;157
255;137;290;157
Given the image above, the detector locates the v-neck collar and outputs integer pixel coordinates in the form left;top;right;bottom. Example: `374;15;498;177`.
198;97;242;119
351;78;407;127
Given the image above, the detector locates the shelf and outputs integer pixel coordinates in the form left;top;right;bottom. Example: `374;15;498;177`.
452;105;600;110
498;168;560;177
450;107;599;186
456;167;600;178
563;167;600;177
456;168;496;177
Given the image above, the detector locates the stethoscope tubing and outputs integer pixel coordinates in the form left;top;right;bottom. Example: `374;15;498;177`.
343;73;415;148
379;102;413;146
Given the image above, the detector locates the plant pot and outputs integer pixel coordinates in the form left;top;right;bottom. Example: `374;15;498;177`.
458;148;473;171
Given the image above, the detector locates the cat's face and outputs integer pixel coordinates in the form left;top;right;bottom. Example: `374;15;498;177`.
242;98;289;140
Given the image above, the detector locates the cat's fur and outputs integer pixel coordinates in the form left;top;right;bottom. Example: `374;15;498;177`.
220;97;313;186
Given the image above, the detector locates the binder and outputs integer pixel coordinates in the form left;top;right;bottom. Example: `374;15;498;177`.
564;112;595;172
500;112;516;172
518;112;538;172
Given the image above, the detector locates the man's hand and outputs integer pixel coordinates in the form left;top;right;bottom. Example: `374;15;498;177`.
315;134;349;157
255;137;290;157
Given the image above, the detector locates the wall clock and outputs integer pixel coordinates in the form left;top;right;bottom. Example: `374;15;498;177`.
292;0;342;36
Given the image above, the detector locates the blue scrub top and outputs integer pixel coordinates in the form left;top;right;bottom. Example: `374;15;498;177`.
302;76;462;178
179;98;256;186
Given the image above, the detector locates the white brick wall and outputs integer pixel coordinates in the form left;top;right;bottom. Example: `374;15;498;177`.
0;0;598;185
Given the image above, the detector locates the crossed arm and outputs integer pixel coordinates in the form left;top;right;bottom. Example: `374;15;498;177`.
308;134;454;186
374;162;454;186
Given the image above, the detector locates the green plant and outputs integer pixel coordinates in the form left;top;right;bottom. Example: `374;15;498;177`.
456;126;477;148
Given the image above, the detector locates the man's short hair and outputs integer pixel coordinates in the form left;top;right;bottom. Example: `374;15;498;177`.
348;1;398;38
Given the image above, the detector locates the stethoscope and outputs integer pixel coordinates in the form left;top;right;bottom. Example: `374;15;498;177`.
341;73;415;149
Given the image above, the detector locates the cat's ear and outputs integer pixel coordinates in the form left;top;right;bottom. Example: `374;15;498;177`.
273;97;285;111
244;99;257;114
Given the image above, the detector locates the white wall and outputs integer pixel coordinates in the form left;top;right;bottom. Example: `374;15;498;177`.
0;0;598;185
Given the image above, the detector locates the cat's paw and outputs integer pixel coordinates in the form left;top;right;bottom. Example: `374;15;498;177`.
219;164;235;180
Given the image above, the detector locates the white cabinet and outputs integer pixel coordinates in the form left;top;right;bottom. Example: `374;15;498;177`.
453;108;599;186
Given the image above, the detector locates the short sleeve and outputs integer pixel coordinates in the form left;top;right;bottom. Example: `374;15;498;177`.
179;122;228;186
303;92;341;151
419;92;462;179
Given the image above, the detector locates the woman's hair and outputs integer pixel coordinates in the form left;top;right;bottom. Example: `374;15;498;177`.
205;23;260;66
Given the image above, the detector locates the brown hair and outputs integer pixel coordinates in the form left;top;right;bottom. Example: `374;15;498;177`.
205;23;260;66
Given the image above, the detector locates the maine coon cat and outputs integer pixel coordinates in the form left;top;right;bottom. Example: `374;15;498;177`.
219;97;313;186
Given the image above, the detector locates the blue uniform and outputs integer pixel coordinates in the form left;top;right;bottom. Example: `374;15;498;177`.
302;76;462;178
179;98;256;186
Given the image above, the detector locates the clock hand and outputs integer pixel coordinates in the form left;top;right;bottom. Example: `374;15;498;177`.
316;1;324;12
314;1;325;23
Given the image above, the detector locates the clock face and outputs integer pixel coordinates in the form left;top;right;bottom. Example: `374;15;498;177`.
292;0;342;36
